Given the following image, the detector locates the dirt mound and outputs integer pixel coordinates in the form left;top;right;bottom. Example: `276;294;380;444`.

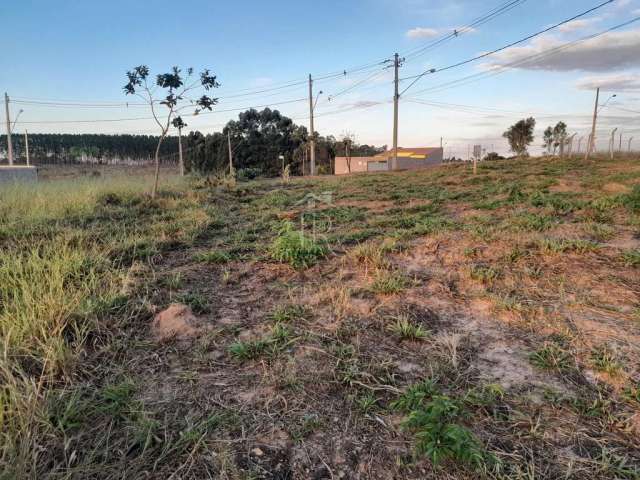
152;303;199;341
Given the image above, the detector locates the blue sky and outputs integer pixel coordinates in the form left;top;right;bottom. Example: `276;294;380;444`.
2;0;640;156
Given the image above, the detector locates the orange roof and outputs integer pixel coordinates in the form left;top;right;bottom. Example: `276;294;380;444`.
374;147;442;158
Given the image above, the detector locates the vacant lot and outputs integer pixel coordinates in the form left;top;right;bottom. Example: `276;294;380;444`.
1;155;639;479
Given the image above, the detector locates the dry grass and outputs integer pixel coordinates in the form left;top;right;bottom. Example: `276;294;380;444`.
2;154;640;479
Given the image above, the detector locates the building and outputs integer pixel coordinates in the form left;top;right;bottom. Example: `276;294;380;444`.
334;147;444;175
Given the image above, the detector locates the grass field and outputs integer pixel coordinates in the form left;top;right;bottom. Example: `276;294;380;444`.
1;155;639;479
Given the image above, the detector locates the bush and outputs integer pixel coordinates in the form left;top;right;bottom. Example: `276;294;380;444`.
270;222;328;268
236;167;263;181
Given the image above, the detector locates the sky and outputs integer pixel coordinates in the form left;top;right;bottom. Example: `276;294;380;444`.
2;0;640;157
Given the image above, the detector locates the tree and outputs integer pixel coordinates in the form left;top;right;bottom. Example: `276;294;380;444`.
172;116;187;176
124;65;220;198
543;126;554;154
552;121;568;156
483;152;504;161
503;117;536;157
340;131;356;173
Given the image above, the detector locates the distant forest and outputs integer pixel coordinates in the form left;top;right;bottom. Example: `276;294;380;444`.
0;108;385;175
0;133;180;165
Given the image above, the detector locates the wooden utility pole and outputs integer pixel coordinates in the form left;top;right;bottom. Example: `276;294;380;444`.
4;93;13;165
24;130;30;166
308;74;316;176
392;53;400;171
585;88;599;161
177;126;184;176
227;131;233;176
629;137;634;153
610;128;617;160
303;147;307;176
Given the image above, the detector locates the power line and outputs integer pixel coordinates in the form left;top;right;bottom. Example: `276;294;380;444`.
405;16;640;98
1;98;307;125
403;0;528;62
399;0;616;96
9;1;530;110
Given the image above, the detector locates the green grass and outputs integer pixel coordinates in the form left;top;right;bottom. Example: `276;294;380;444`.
270;221;329;268
269;304;310;323
370;270;408;294
401;395;490;470
621;249;640;267
530;342;573;372
193;250;232;264
388;315;429;341
538;238;600;254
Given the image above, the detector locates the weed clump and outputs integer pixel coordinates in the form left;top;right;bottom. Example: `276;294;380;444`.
393;381;493;471
193;250;232;264
270;222;328;269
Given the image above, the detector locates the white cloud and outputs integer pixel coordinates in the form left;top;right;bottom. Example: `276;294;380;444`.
557;18;600;33
406;27;439;39
484;29;640;72
250;77;273;87
633;8;640;15
576;73;640;91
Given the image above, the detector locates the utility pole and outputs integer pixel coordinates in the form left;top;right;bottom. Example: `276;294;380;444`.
629;137;634;153
308;74;316;176
4;93;13;165
619;131;623;152
392;53;401;171
177;126;184;176
24;130;30;166
440;137;443;149
609;128;618;160
227;131;233;176
585;88;599;161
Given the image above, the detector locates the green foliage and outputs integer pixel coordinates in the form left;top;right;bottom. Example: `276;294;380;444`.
269;304;310;323
228;339;269;361
621;249;640;267
538;238;600;254
622;184;640;212
388;315;428;341
503;117;536;156
591;346;622;375
228;323;294;361
583;222;615;241
402;396;488;469
391;380;438;412
510;212;554;231
370;270;408;294
193;250;232;264
270;222;328;268
469;264;501;283
530;191;581;214
98;380;138;422
530;342;572;372
176;292;210;314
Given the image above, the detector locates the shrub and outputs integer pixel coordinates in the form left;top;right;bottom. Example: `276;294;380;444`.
403;396;488;469
270;222;328;268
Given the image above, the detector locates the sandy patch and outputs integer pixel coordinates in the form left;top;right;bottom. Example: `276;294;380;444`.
152;303;200;341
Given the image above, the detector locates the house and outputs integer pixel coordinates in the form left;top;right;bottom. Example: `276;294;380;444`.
334;147;444;175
